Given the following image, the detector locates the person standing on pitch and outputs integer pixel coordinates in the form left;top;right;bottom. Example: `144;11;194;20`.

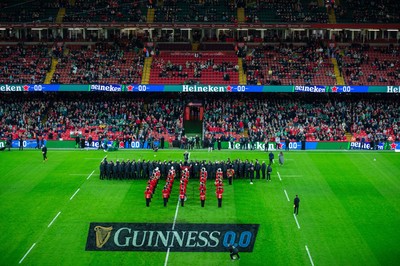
266;164;272;181
294;195;300;215
228;244;240;260
279;151;284;165
200;189;206;207
269;151;275;164
41;144;48;162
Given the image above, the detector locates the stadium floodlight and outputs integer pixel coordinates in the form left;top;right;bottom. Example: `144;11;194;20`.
387;29;399;32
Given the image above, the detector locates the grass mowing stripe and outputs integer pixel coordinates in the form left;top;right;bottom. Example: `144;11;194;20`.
305;245;314;266
293;214;300;229
47;211;61;228
69;188;80;200
164;199;181;266
18;242;36;264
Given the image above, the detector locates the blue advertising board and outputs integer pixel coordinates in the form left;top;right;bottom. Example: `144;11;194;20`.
11;139;46;148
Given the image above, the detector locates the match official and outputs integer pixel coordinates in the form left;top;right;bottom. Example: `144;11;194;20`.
294;195;300;215
41;145;48;162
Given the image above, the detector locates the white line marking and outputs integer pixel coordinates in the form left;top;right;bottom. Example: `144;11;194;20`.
86;170;95;180
164;199;181;266
277;172;282;181
284;190;290;201
19;242;36;264
48;211;61;228
70;188;80;200
293;213;300;229
305;245;315;266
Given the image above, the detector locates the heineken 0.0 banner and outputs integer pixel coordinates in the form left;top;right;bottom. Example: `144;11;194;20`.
1;84;399;93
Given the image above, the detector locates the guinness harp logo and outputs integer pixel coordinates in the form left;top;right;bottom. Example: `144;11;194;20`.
94;226;113;248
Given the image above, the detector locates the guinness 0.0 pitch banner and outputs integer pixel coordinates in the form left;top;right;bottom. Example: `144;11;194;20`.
86;223;259;252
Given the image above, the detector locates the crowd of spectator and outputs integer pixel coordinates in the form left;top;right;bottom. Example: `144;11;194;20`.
0;93;186;148
243;42;333;85
202;94;400;144
1;93;399;147
337;43;400;85
51;41;144;84
0;44;51;84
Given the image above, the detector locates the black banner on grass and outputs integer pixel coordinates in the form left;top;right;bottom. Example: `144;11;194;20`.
85;223;259;252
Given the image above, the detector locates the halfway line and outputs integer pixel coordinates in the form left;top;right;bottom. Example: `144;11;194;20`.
164;199;181;266
293;213;300;229
69;188;80;200
19;242;36;264
305;245;315;266
277;172;282;181
48;211;61;228
284;190;290;201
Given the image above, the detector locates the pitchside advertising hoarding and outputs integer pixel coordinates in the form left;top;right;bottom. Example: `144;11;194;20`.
0;84;399;93
10;139;46;148
84;140;161;149
86;223;259;252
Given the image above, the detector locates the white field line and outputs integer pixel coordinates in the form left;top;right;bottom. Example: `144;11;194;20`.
19;155;107;264
48;211;61;228
293;213;300;229
277;172;282;181
86;170;95;180
284;190;290;201
164;199;181;266
69;188;80;200
19;243;36;264
305;245;315;266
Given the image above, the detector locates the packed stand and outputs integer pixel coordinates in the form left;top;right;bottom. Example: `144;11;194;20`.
202;94;400;143
43;93;184;144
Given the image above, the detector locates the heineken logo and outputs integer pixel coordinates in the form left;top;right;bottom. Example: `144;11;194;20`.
182;85;227;92
387;86;400;93
0;84;26;91
86;223;259;252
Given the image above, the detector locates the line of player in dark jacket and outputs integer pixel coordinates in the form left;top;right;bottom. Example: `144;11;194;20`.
99;158;274;181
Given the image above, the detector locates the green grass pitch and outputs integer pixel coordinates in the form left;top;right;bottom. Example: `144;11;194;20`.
0;148;399;266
